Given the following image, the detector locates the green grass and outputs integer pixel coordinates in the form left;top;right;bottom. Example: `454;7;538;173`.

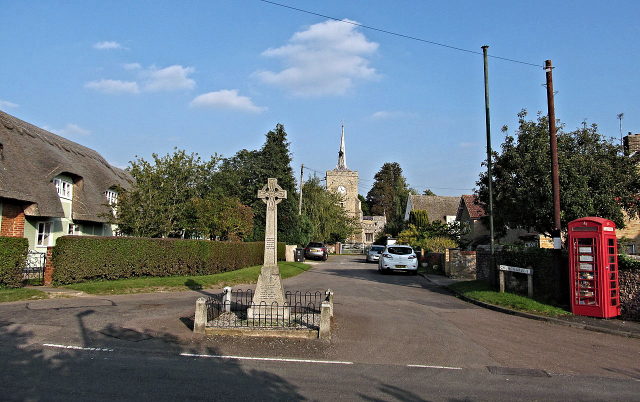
448;280;572;317
60;261;312;295
0;288;49;303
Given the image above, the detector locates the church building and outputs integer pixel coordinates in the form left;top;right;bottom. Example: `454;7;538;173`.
326;125;385;244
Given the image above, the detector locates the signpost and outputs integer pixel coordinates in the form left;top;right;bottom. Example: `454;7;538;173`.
499;265;534;298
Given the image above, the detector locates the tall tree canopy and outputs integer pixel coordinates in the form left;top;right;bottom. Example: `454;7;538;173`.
366;162;411;236
477;110;640;237
301;175;357;244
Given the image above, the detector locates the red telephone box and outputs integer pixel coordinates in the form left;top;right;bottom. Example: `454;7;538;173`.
568;217;620;318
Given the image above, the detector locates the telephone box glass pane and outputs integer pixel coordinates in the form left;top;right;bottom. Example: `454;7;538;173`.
611;281;617;290
610;273;616;280
609;256;615;263
610;264;616;272
611;299;617;306
608;238;615;246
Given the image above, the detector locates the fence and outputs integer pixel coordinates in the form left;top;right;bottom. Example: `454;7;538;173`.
206;289;324;329
194;288;334;338
340;242;367;255
23;250;46;285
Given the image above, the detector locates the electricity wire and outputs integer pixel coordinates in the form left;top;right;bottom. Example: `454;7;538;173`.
260;0;543;68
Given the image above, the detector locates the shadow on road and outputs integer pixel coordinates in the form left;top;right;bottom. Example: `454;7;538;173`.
0;311;306;400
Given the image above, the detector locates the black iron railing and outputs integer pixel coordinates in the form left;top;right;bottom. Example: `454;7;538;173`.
205;289;325;330
23;251;46;285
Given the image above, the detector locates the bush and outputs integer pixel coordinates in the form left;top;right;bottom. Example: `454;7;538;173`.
419;237;458;253
498;246;565;301
51;236;286;285
0;237;28;288
618;253;640;270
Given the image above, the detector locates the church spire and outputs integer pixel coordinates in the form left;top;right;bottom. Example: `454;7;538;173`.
336;122;349;171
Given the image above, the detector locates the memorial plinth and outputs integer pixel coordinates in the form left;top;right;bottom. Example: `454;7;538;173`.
247;178;290;319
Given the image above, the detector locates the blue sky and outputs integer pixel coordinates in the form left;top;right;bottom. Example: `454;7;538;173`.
1;1;638;197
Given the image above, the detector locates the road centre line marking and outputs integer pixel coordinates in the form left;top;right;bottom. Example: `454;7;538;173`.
407;364;462;370
43;343;114;352
180;353;353;365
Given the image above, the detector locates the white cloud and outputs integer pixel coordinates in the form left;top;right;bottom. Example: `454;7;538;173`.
84;79;140;94
123;63;142;70
0;100;19;108
190;90;266;113
144;65;196;91
254;19;380;96
459;142;477;148
93;41;125;50
45;123;91;138
370;110;418;119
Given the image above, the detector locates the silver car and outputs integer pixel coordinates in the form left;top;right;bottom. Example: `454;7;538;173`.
366;245;385;263
378;245;418;275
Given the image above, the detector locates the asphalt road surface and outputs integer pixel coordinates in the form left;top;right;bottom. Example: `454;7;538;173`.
1;255;639;401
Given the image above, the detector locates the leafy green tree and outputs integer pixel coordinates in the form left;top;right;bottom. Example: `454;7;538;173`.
366;162;411;236
190;196;253;241
213;124;301;243
477;110;640;237
422;189;436;196
115;149;220;238
301;175;357;243
409;210;430;229
358;194;371;216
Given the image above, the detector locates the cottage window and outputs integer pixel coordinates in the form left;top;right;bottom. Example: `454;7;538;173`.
36;222;53;247
68;224;80;235
365;233;373;242
54;178;73;200
105;190;118;207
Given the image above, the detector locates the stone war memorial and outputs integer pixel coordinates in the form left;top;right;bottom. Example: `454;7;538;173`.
193;178;334;339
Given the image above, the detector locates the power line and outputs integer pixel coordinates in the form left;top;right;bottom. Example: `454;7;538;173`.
260;0;543;68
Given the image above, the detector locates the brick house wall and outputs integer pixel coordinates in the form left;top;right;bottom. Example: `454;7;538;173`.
0;201;26;237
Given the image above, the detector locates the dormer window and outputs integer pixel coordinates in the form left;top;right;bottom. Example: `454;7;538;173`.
54;178;73;200
105;189;118;207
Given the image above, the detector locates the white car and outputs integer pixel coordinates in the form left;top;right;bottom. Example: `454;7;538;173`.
378;245;418;275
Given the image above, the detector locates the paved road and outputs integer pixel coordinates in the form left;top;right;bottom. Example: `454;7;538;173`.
1;255;639;401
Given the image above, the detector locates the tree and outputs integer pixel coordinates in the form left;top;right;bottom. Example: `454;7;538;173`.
114;149;220;238
213;124;301;243
476;110;640;237
301;175;357;243
358;194;371;216
422;189;436;196
189;196;253;241
366;162;411;236
409;210;429;229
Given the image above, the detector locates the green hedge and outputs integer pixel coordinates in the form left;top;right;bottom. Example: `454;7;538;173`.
498;246;567;301
618;254;640;270
51;236;286;285
0;237;28;288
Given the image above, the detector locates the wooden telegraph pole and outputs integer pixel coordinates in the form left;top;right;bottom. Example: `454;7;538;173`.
482;46;496;287
299;164;304;215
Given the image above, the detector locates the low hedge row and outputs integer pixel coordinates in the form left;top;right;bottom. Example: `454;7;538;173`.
0;236;29;288
51;236;286;285
497;246;565;301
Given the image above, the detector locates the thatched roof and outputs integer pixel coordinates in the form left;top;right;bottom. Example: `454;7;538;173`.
407;195;460;223
0;110;132;222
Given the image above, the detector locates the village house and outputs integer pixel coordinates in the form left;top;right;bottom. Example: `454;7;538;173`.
404;194;459;224
0;110;132;251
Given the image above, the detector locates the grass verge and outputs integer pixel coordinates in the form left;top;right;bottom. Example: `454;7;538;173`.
448;280;571;317
0;288;49;303
60;261;312;295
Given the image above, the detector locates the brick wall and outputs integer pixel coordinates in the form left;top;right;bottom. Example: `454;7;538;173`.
0;201;25;237
44;247;54;286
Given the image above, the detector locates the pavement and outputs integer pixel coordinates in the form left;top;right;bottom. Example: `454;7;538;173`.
422;273;640;339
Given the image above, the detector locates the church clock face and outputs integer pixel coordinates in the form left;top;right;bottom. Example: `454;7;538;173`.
338;185;346;194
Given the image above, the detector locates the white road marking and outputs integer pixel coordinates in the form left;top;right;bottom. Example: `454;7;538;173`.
407;364;462;370
180;353;353;365
43;343;114;352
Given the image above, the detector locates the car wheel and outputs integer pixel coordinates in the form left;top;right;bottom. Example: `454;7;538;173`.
322;254;328;261
411;270;418;276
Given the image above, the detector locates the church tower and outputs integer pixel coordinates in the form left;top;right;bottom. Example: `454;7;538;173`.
326;124;362;221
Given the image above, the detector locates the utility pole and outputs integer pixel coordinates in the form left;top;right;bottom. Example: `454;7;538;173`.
545;60;561;245
618;113;624;153
545;60;566;304
299;164;304;215
482;46;496;287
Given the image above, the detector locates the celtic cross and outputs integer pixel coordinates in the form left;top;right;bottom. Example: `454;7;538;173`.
258;178;287;267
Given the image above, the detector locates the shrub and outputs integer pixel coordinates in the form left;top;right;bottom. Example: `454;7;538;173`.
419;237;457;253
51;236;286;285
498;246;565;301
0;237;28;288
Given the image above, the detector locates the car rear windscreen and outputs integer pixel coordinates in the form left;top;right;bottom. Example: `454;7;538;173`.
387;247;412;255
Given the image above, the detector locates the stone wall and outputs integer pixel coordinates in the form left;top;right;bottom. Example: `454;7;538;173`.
619;266;640;321
445;248;476;279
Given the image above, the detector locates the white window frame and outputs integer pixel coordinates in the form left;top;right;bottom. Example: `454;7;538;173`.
68;223;80;235
105;189;118;207
54;178;73;200
36;221;53;247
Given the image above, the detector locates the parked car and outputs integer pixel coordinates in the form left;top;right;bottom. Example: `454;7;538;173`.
378;245;418;275
305;242;328;261
366;245;385;263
